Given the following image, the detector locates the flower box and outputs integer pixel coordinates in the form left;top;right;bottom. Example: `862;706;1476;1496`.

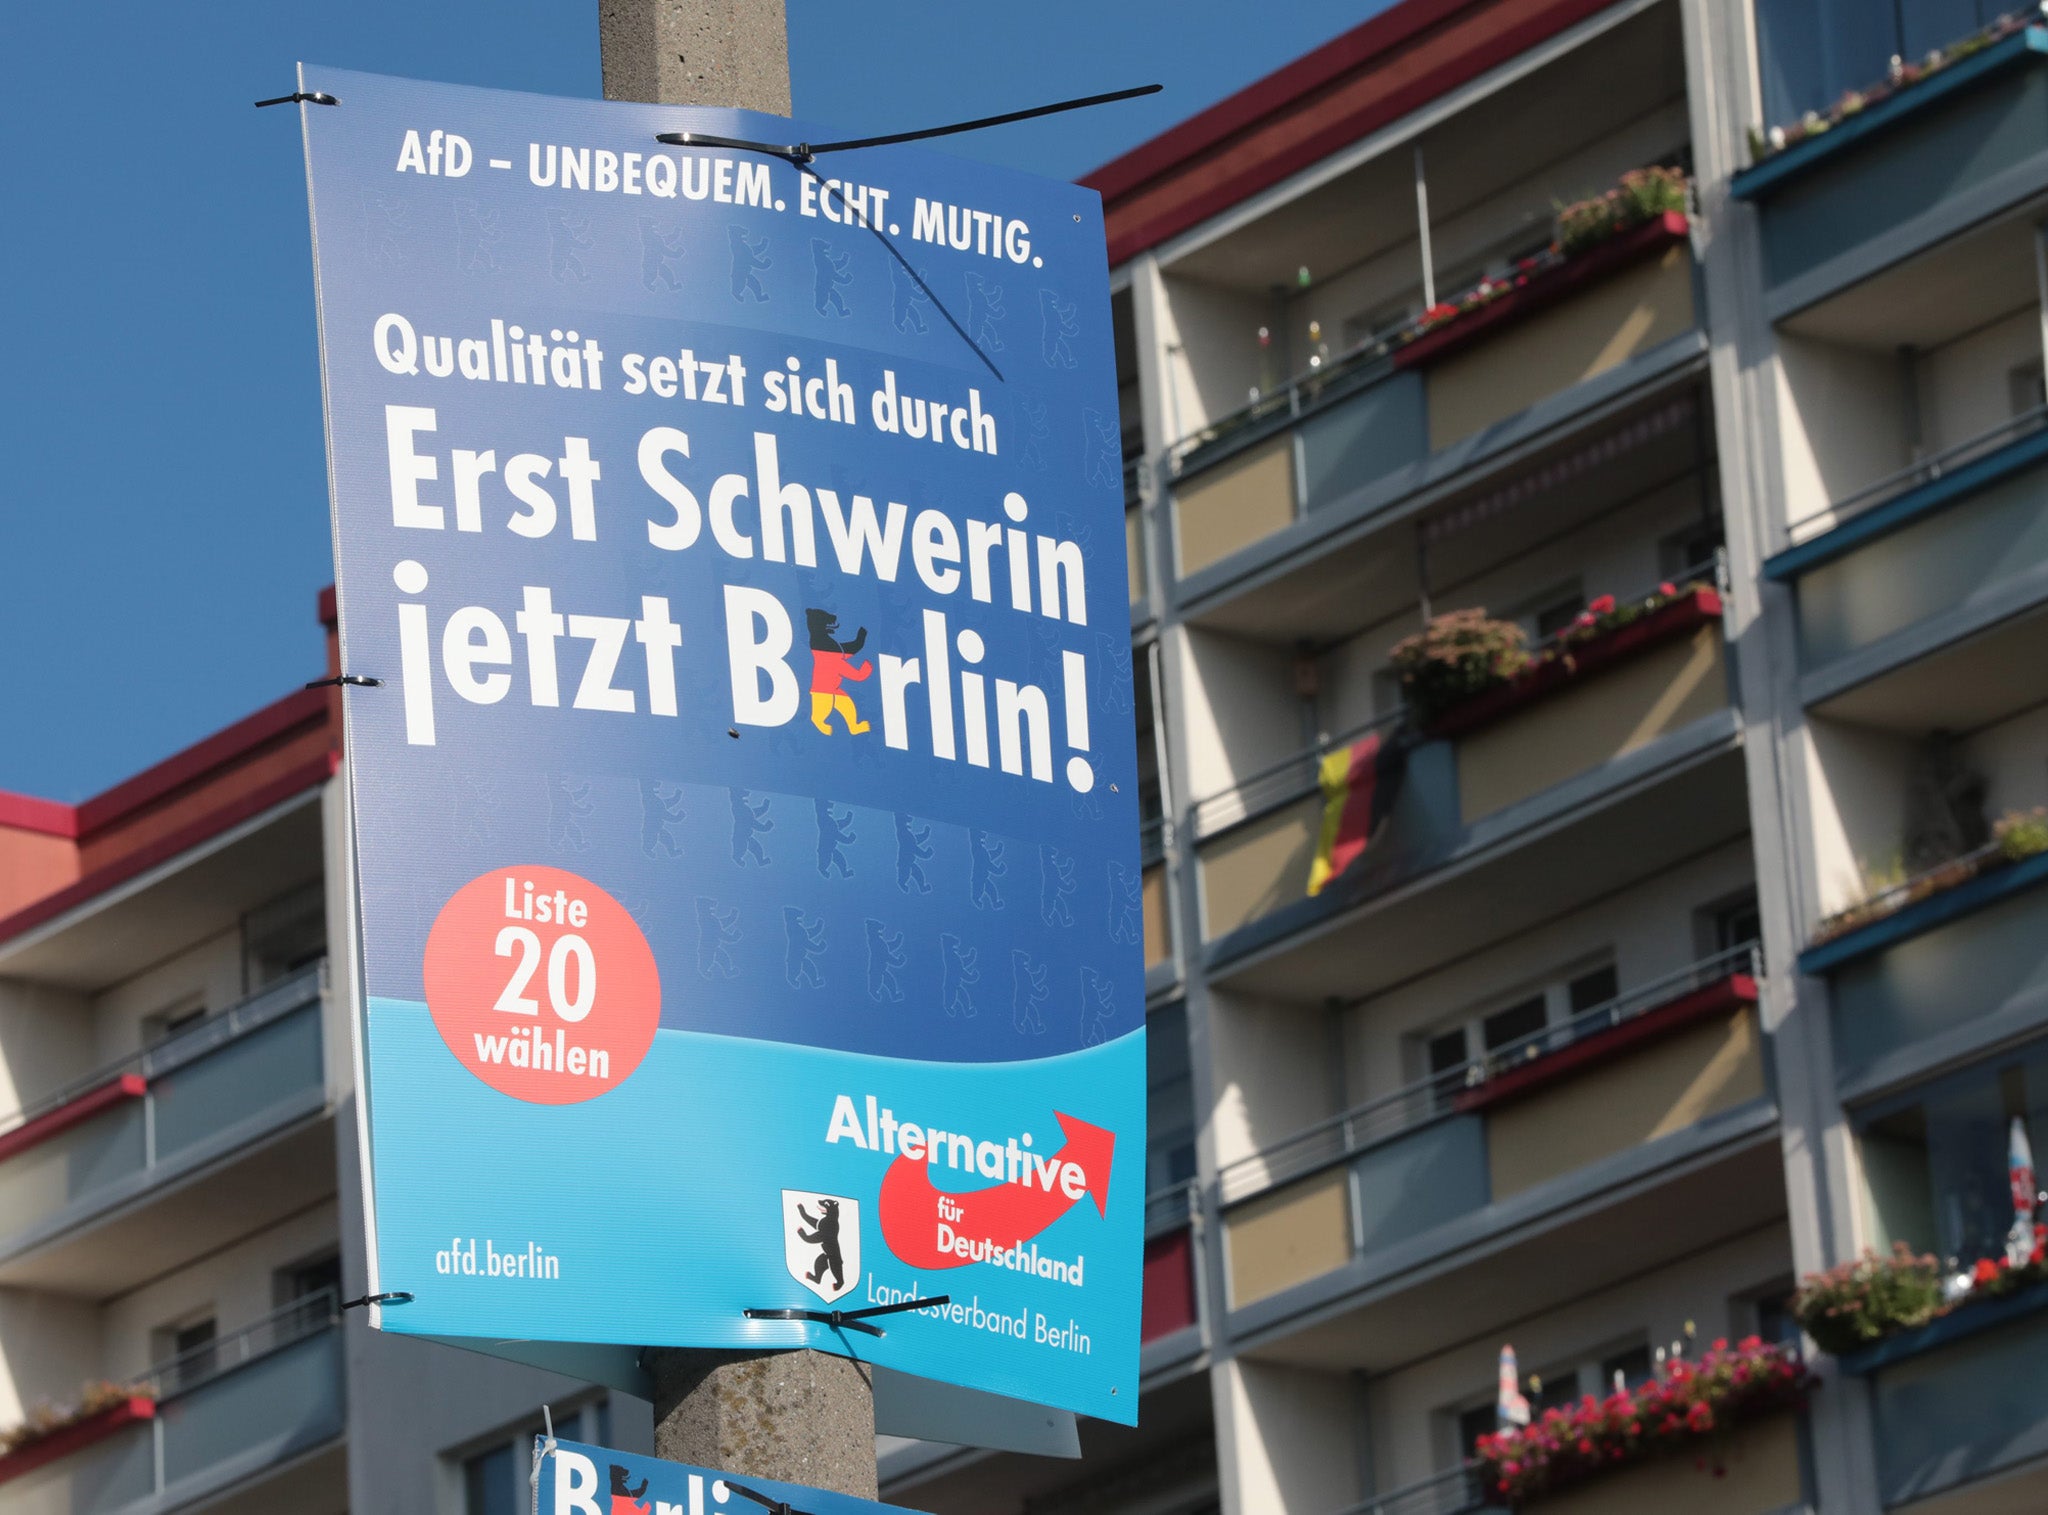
1392;211;1690;374
1475;1338;1810;1507
1836;1279;2048;1376
1424;587;1722;742
1453;969;1757;1115
0;1074;147;1165
0;1395;154;1488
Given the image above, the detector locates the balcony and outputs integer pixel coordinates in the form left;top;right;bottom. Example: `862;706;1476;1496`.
1841;1286;2048;1509
1215;950;1768;1319
0;965;332;1295
1190;586;1738;980
1810;840;2048;1091
1168;214;1699;591
1766;413;2048;733
1732;22;2048;314
0;1293;345;1515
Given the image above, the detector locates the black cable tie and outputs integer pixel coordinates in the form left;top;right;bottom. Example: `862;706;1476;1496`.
340;1290;413;1310
653;83;1160;160
724;1482;811;1515
742;1294;948;1338
255;91;339;108
305;674;383;689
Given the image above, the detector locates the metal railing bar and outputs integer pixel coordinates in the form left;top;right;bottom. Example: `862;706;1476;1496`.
1786;401;2048;536
1;962;326;1132
1215;945;1761;1204
145;1286;340;1402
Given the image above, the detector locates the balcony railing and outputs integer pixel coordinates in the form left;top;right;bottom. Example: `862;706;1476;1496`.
1191;711;1403;844
0;1292;344;1515
1218;946;1763;1207
1785;402;2048;545
1335;1463;1495;1515
0;964;326;1257
1145;1178;1199;1239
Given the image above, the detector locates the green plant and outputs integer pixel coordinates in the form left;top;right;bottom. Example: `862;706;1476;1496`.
1789;1243;1944;1354
1389;609;1528;725
1555;165;1688;256
1996;806;2048;863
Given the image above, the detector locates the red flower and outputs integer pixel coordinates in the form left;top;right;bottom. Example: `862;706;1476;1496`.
1658;581;1678;597
1974;1257;2002;1285
1587;594;1616;615
1687;1402;1714;1433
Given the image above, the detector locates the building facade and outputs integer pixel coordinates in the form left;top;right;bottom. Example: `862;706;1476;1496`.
885;0;2048;1511
0;598;655;1515
4;1;2048;1511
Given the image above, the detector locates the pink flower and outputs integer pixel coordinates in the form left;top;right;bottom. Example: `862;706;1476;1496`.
1588;594;1616;615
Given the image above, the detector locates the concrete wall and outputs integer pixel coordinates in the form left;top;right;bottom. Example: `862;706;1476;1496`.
1967;701;2048;819
1217;1357;1359;1515
0;982;92;1126
1175;627;1301;813
1158;276;1266;439
1775;333;1909;531
1918;304;2040;453
89;928;242;1066
0;1289;98;1425
1209;987;1338;1173
1802;720;1916;918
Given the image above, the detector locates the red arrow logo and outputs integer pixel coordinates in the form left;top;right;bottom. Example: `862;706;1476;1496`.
878;1112;1114;1270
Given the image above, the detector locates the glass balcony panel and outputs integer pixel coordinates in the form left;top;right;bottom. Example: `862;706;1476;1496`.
1798;453;2048;667
1351;1114;1486;1256
1833;873;2048;1078
0;1103;145;1237
150;1004;323;1160
0;1417;154;1515
1298;372;1425;514
159;1328;344;1493
1871;1302;2048;1505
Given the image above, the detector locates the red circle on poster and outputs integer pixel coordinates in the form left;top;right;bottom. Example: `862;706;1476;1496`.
423;865;659;1104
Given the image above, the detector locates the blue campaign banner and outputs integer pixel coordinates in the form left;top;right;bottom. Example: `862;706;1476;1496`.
535;1439;925;1515
299;67;1143;1422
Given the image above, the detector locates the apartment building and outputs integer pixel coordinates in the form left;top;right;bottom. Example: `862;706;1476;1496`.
881;0;2048;1512
0;598;654;1515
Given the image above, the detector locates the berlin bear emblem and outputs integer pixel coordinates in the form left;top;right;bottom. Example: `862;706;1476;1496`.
782;1189;860;1304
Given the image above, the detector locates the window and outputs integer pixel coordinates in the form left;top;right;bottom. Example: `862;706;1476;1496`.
1147;1003;1196;1192
461;1402;612;1515
1856;1039;2048;1268
1704;891;1762;961
242;881;327;991
1500;580;1584;644
143;999;206;1046
1754;0;2001;126
276;1251;342;1331
1416;956;1618;1095
1659;520;1723;583
155;1315;217;1395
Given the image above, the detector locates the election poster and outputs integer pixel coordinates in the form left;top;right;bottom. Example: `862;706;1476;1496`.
299;67;1143;1422
535;1439;925;1515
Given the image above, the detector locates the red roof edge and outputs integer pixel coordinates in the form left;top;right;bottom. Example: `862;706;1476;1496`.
318;584;337;629
72;686;331;840
1082;0;1475;199
0;791;78;839
0;752;337;950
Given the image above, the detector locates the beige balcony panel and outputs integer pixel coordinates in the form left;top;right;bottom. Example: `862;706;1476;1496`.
1142;862;1172;969
1127;504;1147;608
1224;1165;1351;1308
1426;245;1695;451
1531;1414;1801;1515
1457;626;1725;824
1197;796;1320;940
1489;1006;1765;1201
1174;436;1295;577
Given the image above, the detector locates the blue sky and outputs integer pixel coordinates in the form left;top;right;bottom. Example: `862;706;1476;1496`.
0;0;1376;800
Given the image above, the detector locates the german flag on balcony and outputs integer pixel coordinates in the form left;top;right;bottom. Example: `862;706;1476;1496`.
1306;731;1406;897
